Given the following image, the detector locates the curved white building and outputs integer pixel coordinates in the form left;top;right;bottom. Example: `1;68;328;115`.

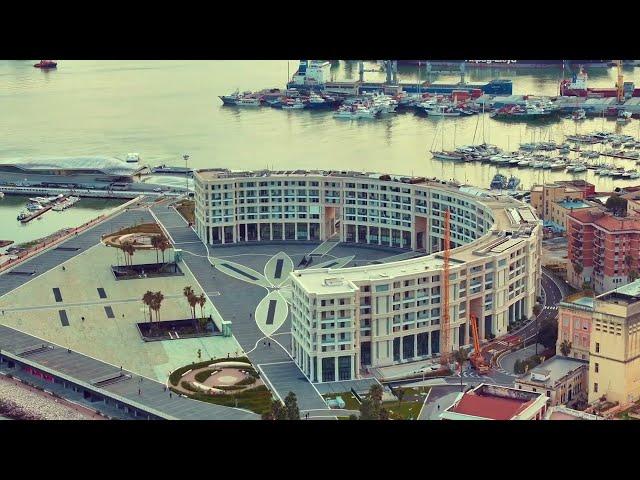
194;169;542;382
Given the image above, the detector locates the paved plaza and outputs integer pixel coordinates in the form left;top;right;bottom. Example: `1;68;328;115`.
0;203;422;418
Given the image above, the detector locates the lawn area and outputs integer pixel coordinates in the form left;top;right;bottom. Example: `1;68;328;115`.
175;199;195;224
322;391;361;411
384;386;431;420
384;400;422;420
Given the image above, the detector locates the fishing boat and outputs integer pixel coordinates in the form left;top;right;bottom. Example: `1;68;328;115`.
17;212;29;221
219;89;242;105
34;60;57;69
518;159;531;167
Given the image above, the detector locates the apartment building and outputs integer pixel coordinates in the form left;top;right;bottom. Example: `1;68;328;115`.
194;169;542;383
567;209;640;293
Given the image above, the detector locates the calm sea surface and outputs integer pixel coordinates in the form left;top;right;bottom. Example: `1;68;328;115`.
2;60;640;245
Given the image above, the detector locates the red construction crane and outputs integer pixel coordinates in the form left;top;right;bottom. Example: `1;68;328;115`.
440;209;451;367
469;313;490;374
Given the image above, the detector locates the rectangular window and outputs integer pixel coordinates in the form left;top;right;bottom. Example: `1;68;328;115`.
595;342;600;353
595;363;599;373
594;382;598;393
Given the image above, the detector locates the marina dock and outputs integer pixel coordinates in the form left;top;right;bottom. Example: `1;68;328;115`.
20;205;52;224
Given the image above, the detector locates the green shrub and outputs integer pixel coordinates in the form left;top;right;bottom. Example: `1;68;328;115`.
237;376;257;386
194;369;219;383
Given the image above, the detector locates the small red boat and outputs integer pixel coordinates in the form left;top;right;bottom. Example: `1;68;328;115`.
34;60;57;69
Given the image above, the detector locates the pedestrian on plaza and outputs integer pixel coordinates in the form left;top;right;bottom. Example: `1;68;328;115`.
268;342;271;348
62;266;65;271
263;341;266;346
437;404;440;411
164;386;167;392
169;392;172;398
138;389;141;395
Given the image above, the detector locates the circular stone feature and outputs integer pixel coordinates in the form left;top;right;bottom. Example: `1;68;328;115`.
217;375;238;384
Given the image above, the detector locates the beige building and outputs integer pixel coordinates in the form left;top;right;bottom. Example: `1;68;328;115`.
515;356;589;407
530;183;585;221
588;280;640;405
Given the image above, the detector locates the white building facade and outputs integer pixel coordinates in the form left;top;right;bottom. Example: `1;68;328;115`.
194;169;542;383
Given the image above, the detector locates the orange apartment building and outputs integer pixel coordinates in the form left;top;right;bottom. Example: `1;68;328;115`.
567;210;640;294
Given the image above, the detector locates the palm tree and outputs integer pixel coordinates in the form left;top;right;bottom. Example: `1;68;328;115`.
151;235;161;264
142;291;154;322
150;291;164;322
560;340;572;357
183;286;194;318
453;347;468;392
197;293;206;319
121;241;135;267
188;294;199;320
158;237;170;264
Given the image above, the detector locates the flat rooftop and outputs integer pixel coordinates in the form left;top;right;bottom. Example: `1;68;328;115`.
560;291;595;310
557;199;592;209
518;356;588;387
597;278;640;305
448;384;540;420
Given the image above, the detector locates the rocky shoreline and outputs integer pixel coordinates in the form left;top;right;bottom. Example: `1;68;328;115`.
0;377;99;420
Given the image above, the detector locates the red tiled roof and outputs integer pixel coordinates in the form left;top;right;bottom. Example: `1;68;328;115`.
568;210;640;232
451;393;533;420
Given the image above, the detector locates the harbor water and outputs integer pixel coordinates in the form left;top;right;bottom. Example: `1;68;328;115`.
2;60;640;246
0;195;124;253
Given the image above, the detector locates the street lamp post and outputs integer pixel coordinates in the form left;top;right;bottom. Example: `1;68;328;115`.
183;154;190;193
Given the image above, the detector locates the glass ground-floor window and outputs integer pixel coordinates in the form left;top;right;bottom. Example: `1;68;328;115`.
393;337;401;361
310;223;320;241
403;335;415;359
417;332;429;356
346;224;356;243
361;341;371;366
259;223;271;241
285;222;296;240
322;357;335;382
224;226;234;244
297;223;308;240
431;330;440;355
338;356;351;380
272;223;283;240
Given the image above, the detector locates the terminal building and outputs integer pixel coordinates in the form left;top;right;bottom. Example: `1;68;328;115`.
0;156;142;187
193;169;542;382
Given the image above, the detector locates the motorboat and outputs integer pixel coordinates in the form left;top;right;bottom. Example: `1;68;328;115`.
490;174;507;190
282;97;306;110
431;151;464;161
572;109;586;121
126;153;140;163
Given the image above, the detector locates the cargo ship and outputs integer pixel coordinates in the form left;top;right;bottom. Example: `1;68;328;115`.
396;60;612;68
287;60;512;96
560;68;640;98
